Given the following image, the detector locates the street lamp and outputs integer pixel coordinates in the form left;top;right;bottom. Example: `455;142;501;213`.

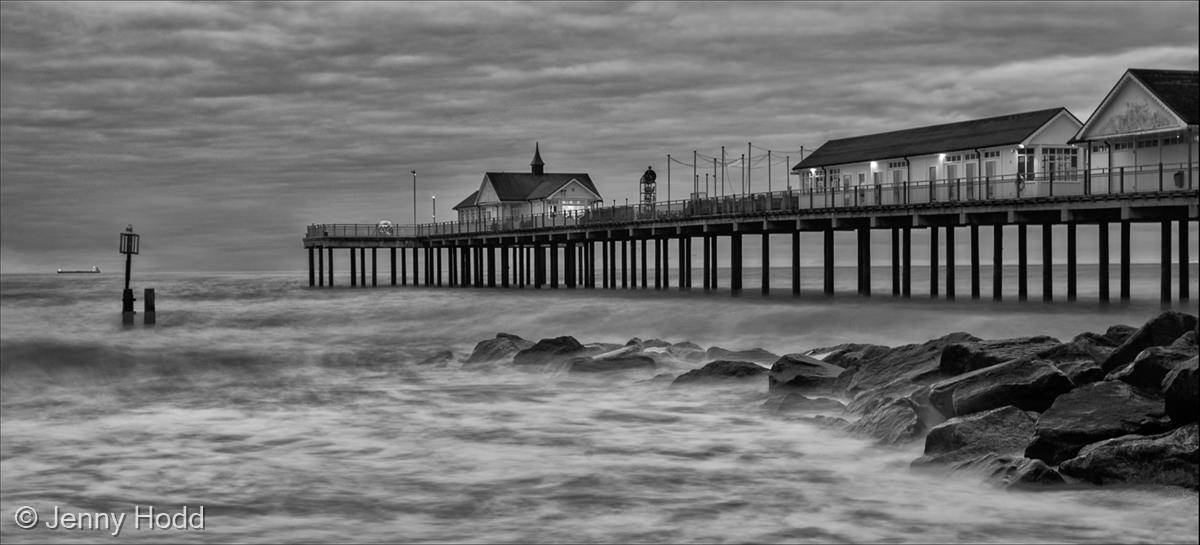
432;195;437;223
410;170;417;226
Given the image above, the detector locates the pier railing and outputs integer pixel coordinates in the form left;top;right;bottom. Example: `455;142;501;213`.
307;162;1197;240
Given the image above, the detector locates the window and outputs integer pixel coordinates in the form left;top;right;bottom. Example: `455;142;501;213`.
858;173;865;185
873;172;882;185
1163;135;1184;146
892;169;904;184
1017;148;1035;178
929;166;938;182
984;150;1000;159
887;160;907;169
1092;144;1109;153
1136;139;1158;149
1040;147;1078;178
1113;142;1134;151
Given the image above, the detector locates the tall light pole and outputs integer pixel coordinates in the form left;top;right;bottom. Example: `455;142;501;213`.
410;170;417;226
432;195;437;223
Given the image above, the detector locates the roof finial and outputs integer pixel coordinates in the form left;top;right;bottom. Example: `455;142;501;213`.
531;142;545;175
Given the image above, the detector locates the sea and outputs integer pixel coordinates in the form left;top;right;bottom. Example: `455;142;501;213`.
2;265;1198;544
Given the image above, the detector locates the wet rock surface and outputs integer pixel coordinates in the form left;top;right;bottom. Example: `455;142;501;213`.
704;347;779;365
767;354;846;394
1101;311;1198;373
672;360;767;386
1058;423;1198;489
512;336;587;366
928;358;1073;417
1024;381;1171;465
465;333;534;364
1162;356;1198;425
938;336;1062;375
913;406;1037;466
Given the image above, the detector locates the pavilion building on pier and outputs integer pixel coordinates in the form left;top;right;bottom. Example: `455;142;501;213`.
453;143;603;225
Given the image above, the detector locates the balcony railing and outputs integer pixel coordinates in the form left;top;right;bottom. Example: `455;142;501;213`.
306;162;1197;240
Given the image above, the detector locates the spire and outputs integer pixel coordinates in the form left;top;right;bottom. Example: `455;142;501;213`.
531;142;545;175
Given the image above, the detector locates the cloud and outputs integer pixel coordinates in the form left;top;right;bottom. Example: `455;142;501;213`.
1;1;1196;272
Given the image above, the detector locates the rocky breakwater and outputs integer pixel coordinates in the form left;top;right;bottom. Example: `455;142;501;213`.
452;311;1197;491
797;310;1197;490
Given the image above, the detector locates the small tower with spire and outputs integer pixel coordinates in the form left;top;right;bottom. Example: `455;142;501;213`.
530;142;545;176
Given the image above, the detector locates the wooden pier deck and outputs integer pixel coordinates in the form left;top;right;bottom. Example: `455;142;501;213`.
304;166;1198;304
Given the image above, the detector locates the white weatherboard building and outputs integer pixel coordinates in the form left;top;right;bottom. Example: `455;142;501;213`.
453;144;603;225
1071;68;1198;191
792;107;1084;201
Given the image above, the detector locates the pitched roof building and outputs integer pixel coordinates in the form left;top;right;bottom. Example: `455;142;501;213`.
454;144;603;224
791;108;1082;200
1071;68;1198;191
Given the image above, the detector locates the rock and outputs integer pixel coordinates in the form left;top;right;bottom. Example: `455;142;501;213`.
1167;330;1198;352
666;342;706;363
567;354;657;373
416;350;455;366
801;415;851;430
1101;311;1198;373
705;347;779;365
762;393;846;413
465;333;534;364
928;358;1073;417
1072;324;1137;348
767;354;846;393
847;398;925;445
1162;357;1198;425
1037;339;1110;386
912;406;1038;467
987;457;1065;488
939;336;1062;375
1107;346;1194;391
1024;381;1172;465
1058;423;1198;489
512;336;587;366
839;333;979;409
672;360;767;386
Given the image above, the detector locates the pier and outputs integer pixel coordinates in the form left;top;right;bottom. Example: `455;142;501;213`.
304;165;1198;305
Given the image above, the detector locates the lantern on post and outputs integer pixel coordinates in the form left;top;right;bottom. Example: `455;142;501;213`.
119;225;139;323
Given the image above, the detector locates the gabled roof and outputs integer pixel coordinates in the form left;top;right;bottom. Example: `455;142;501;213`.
481;172;601;202
452;190;479;210
1128;69;1198;124
794;108;1070;170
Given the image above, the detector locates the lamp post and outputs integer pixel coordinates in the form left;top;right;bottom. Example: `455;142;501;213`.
119;225;140;323
410;170;417;226
432;195;437;223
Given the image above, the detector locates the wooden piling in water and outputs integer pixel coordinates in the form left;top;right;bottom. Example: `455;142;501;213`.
970;225;979;299
1180;219;1190;301
823;229;833;296
1161;220;1171;306
1042;224;1052;302
993;226;1002;301
1018;224;1027;301
1121;221;1131;301
731;233;743;296
902;227;911;298
794;231;803;297
930;226;939;298
945;226;954;300
1067;224;1076;301
762;233;770;296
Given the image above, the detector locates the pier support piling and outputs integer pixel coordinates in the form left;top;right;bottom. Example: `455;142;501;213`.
902;227;911;298
970;225;979;299
823;229;833;296
1042;225;1052;302
1067;224;1076;301
1181;219;1191;301
1018;224;1028;301
993;226;1002;301
1099;223;1109;302
946;226;954;300
1120;221;1131;302
762;233;770;296
1161;220;1172;306
703;235;712;292
661;238;669;290
930;227;939;298
372;248;378;287
308;248;315;287
328;248;334;287
318;247;325;287
731;233;743;296
390;248;396;286
350;248;357;287
891;228;900;297
550;243;558;289
794;231;802;297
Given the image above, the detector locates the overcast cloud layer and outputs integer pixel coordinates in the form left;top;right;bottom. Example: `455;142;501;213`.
2;1;1197;272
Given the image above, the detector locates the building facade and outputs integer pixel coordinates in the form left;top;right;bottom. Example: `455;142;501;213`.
453;144;603;225
792;108;1083;200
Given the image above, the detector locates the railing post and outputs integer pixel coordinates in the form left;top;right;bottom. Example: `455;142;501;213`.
1119;166;1125;193
1049;168;1054;197
1159;162;1163;191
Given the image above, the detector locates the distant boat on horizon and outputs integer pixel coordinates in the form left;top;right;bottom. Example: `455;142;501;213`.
57;266;100;274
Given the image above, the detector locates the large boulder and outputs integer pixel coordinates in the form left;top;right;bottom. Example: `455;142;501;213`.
838;333;979;407
465;333;534;364
1024;381;1171;465
1107;346;1194;391
912;405;1038;467
512;336;587;366
1037;340;1109;386
1058;423;1198;489
762;393;846;413
1072;324;1137;348
1162;357;1198;425
671;360;767;386
984;456;1065;488
705;346;779;365
767;354;846;393
928;358;1073;417
1101;311;1198;373
847;397;925;445
567;354;657;373
939;336;1062;375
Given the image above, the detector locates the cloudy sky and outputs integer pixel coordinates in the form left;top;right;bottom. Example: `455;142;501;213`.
2;1;1197;273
